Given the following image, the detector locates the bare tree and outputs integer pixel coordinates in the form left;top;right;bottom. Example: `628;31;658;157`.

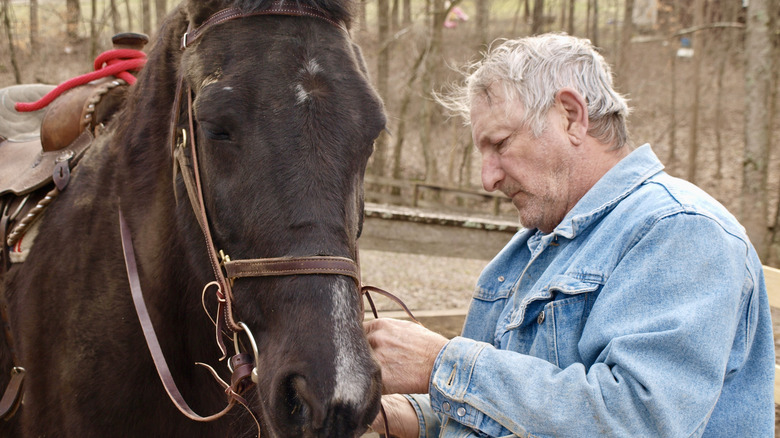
512;0;523;34
110;0;120;34
667;45;678;168
391;0;399;31
155;0;166;30
617;0;635;81
741;0;773;259
89;0;97;58
713;0;741;180
686;0;706;184
371;0;391;176
567;0;575;35
476;0;490;47
66;0;80;43
403;0;412;25
591;0;599;46
420;0;448;181
531;0;544;34
357;0;366;34
392;46;429;180
1;0;20;83
29;0;38;50
141;0;151;35
125;0;133;32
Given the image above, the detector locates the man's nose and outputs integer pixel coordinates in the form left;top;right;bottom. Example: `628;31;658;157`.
481;152;503;192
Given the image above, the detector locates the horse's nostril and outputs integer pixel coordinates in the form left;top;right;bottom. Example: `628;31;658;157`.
280;374;326;430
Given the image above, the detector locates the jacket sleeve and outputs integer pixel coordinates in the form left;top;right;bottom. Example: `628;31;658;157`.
426;214;771;437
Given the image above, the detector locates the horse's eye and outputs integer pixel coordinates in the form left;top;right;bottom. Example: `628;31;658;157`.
201;123;231;141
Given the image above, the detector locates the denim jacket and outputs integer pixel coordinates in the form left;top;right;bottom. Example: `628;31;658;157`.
407;145;775;437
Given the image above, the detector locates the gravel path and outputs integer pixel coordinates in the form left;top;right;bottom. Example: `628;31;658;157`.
360;249;487;313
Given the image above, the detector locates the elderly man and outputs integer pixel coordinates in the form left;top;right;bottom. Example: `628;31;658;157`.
364;33;774;437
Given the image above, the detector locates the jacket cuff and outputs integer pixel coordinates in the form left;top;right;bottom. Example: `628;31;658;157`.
404;394;440;438
428;336;488;430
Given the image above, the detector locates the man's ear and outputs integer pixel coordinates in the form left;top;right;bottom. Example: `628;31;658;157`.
556;88;588;146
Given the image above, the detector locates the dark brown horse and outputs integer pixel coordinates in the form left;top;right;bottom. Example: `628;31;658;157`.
0;0;386;436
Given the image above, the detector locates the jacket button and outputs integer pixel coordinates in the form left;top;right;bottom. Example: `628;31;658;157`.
498;276;505;282
442;401;451;412
537;310;545;324
456;407;466;417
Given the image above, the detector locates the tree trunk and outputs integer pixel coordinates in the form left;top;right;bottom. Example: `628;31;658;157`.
567;0;575;35
476;0;490;46
403;0;412;26
141;0;151;35
618;0;634;81
667;47;677;168
741;0;773;259
155;0;166;30
110;0;120;34
559;0;566;29
371;0;391;176
713;0;738;180
29;0;38;50
512;0;523;34
685;0;705;184
357;0;367;34
420;0;446;181
89;0;97;59
392;46;429;180
391;0;399;32
591;0;599;46
531;0;544;34
66;0;80;43
586;0;591;39
1;0;20;83
125;0;133;32
524;0;531;26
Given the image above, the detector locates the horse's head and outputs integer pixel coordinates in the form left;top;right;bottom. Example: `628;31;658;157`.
170;1;386;436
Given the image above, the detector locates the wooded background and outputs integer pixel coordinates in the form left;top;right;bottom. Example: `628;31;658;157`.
1;0;779;264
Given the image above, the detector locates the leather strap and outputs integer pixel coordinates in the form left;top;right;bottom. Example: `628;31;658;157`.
0;367;24;420
181;2;344;49
223;256;360;285
119;208;239;422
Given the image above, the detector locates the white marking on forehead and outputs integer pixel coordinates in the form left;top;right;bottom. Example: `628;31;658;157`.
303;58;323;75
331;277;369;404
294;58;324;105
294;83;309;105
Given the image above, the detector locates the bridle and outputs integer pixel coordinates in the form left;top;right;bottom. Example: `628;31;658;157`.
118;2;412;436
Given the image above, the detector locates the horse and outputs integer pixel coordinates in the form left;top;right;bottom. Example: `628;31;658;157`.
0;0;387;436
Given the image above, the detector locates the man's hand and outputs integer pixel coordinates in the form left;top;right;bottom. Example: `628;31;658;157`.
370;394;420;438
364;318;449;395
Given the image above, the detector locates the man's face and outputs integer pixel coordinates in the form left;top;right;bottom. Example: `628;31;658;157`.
470;87;574;234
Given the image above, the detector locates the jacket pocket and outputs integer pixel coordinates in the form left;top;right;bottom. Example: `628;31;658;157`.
542;276;601;368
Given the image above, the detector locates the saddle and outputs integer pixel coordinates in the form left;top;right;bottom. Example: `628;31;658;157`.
0;32;148;269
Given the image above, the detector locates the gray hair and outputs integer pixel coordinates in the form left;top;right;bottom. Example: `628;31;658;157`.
438;33;631;149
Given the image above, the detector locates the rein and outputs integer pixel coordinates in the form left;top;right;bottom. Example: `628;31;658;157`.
119;3;412;437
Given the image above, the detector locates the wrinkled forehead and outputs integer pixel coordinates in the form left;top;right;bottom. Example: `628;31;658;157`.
470;82;523;122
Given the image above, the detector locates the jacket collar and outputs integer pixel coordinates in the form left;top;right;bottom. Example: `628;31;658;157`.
551;144;664;240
